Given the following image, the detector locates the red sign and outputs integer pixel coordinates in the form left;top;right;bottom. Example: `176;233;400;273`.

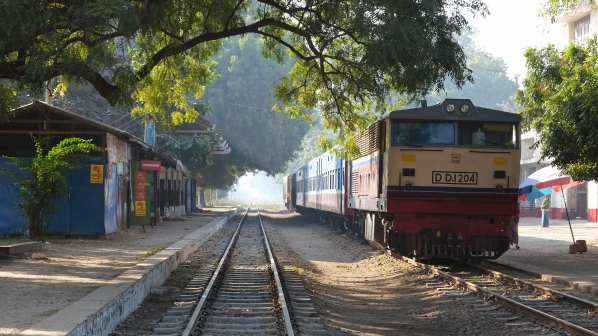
141;160;162;171
135;171;146;201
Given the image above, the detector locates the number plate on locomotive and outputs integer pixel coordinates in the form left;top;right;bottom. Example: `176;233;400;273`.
432;171;478;185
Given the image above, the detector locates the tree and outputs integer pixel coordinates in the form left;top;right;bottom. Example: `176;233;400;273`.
203;35;310;181
428;30;519;110
515;39;598;181
0;0;488;148
540;0;598;23
156;131;220;173
0;137;102;240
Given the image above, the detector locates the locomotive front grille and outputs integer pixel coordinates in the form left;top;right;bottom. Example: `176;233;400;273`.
389;233;509;260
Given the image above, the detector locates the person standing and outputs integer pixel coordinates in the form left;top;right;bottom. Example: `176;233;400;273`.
541;195;550;227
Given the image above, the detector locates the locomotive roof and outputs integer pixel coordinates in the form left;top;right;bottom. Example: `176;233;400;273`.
388;99;522;123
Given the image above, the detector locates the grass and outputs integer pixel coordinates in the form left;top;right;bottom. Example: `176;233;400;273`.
142;246;165;259
0;237;28;246
284;265;298;272
37;308;60;318
85;285;101;294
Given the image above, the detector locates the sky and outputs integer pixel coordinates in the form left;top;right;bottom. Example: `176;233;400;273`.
468;0;554;82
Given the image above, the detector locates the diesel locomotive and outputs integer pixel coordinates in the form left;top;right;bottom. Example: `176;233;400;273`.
284;99;521;262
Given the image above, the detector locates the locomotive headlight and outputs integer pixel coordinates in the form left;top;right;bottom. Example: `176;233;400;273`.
446;104;455;113
495;184;504;193
404;182;414;191
460;104;470;113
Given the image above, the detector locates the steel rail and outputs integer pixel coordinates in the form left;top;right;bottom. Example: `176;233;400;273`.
257;206;295;336
471;264;598;313
388;251;598;336
181;206;250;336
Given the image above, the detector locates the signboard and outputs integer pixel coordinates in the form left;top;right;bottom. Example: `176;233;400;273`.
135;171;146;202
90;164;104;184
135;201;146;216
130;161;152;225
141;160;162;171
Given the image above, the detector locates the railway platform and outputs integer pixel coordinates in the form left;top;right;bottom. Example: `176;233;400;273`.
0;207;238;336
495;216;598;296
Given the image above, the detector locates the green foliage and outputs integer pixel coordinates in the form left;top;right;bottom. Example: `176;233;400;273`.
540;0;598;22
0;82;17;123
203;35;310;184
428;30;519;110
285;123;331;175
156;130;220;174
515;39;598;181
0;0;487;151
0;136;102;240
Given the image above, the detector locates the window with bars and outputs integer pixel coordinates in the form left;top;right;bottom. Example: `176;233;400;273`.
575;15;591;42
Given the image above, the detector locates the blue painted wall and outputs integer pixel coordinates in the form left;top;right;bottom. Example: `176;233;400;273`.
0;157;108;235
0;158;28;234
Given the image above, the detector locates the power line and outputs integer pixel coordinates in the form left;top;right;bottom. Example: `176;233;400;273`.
468;65;522;76
223;102;275;112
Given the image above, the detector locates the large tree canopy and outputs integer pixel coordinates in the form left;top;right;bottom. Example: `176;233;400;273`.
0;0;488;144
204;35;309;175
516;39;598;181
196;35;309;190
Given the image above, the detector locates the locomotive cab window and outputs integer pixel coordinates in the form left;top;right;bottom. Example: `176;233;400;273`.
458;122;518;148
392;121;455;145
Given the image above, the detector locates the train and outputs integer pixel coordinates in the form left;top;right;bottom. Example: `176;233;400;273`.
283;98;521;262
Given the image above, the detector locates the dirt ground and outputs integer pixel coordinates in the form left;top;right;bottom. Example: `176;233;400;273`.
0;208;232;336
2;207;521;336
261;209;513;336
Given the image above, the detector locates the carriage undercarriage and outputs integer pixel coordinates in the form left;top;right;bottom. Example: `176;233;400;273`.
295;206;511;262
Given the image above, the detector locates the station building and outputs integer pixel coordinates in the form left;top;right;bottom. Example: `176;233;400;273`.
0;101;223;236
520;1;597;221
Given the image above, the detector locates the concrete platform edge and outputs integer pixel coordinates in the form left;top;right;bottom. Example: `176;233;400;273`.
20;209;238;336
490;259;598;296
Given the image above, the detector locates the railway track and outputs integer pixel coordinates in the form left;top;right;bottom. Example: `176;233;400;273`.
151;205;326;336
391;252;598;336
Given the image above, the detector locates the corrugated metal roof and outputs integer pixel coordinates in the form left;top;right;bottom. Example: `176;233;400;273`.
11;101;152;149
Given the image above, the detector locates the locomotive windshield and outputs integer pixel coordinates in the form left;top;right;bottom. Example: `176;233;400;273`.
392;121;518;148
392;122;455;145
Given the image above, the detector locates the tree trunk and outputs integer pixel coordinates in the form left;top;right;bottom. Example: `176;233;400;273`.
199;189;206;208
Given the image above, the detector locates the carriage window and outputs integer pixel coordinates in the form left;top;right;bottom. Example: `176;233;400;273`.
392;121;455;145
458;122;518;148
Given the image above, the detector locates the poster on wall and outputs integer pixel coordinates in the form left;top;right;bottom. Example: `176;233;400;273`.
134;171;147;216
135;200;146;216
90;164;104;183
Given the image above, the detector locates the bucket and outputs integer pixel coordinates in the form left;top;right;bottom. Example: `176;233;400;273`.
569;243;581;254
576;240;588;252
